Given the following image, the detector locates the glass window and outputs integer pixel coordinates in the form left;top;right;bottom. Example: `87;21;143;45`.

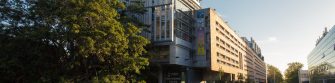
166;20;170;38
151;8;155;21
155;16;160;40
155;45;169;60
161;15;165;39
155;7;161;40
166;6;170;39
161;6;165;11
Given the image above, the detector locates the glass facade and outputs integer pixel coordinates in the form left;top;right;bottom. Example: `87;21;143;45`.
174;0;195;42
154;4;171;41
150;0;196;42
308;26;335;83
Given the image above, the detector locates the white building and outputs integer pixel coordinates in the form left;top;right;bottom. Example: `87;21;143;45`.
299;70;309;83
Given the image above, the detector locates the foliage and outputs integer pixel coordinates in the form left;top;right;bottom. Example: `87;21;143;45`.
0;0;149;82
309;63;333;83
120;0;149;28
217;68;229;83
218;68;224;80
284;62;304;83
267;64;284;83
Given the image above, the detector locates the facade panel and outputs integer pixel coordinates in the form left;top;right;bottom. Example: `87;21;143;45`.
194;8;266;82
123;0;202;83
122;0;266;82
308;26;335;83
243;37;267;83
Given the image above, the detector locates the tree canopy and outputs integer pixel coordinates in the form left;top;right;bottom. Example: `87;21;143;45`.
267;64;284;83
309;63;333;83
284;62;304;83
0;0;149;82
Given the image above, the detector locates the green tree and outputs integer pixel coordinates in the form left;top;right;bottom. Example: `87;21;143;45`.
284;62;304;83
217;68;228;83
219;68;224;80
267;64;284;83
0;0;149;82
309;63;333;83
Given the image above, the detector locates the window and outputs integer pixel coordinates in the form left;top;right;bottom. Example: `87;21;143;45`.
322;53;326;58
155;7;161;40
165;6;170;38
151;8;155;21
166;20;170;38
161;6;165;11
161;15;165;38
155;16;160;40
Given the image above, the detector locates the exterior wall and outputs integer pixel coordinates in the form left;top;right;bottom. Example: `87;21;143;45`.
193;8;210;67
299;70;309;83
244;47;256;80
123;0;201;66
171;0;201;66
209;8;247;72
209;8;247;76
193;8;267;82
245;46;266;83
122;0;202;83
195;8;249;81
252;53;266;83
123;1;267;82
243;37;267;83
308;26;335;82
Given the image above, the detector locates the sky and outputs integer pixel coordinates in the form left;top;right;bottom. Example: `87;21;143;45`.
201;0;335;73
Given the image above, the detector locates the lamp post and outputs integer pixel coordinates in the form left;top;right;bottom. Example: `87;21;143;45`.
273;70;276;83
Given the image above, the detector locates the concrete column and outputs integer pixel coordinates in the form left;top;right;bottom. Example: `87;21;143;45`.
159;65;163;83
186;67;192;83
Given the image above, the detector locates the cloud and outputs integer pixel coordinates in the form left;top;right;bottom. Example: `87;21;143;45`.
268;37;278;42
257;37;279;44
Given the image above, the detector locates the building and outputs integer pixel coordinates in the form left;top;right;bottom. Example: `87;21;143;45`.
242;37;267;83
194;8;267;83
307;26;335;83
299;70;309;83
122;0;202;83
194;8;248;82
122;1;266;83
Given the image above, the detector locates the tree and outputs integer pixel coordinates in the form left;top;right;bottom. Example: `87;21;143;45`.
217;68;229;83
308;63;333;83
219;68;224;80
0;0;149;82
267;64;284;83
284;62;304;83
309;64;326;83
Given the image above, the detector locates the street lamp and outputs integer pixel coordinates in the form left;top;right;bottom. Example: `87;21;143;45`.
273;70;275;83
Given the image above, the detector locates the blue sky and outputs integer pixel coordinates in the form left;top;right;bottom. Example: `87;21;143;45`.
201;0;335;73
